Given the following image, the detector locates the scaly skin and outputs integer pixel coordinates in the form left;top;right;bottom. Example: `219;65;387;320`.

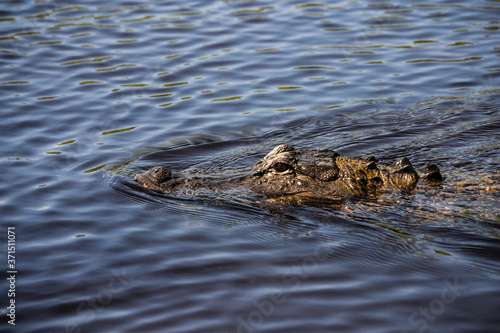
135;144;443;201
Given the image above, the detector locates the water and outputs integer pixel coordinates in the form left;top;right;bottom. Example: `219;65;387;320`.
1;0;499;332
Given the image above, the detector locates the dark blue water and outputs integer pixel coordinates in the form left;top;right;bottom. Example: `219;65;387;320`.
1;0;499;332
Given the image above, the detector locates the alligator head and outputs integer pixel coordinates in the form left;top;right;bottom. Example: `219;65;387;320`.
135;144;442;201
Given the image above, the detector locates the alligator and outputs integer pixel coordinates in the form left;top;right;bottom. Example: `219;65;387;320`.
135;144;443;203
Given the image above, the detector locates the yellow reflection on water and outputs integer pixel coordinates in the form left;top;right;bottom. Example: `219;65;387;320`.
79;81;103;85
61;56;113;66
37;95;65;100
25;6;87;19
98;5;150;10
446;42;473;47
149;93;173;98
255;48;279;52
48;23;120;30
211;96;242;102
120;15;155;23
169;11;204;16
150;23;169;28
406;56;482;63
29;41;61;46
277;86;302;90
413;40;438;44
163;82;188;87
166;53;183;59
58;140;76;146
116;39;139;43
0;81;29;85
84;164;107;174
0;31;41;41
101;126;136;136
96;64;136;72
121;84;148;87
293;66;336;70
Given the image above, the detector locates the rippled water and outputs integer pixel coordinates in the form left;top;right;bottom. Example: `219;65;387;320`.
1;0;500;332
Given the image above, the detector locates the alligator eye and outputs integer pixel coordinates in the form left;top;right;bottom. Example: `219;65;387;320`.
272;162;292;173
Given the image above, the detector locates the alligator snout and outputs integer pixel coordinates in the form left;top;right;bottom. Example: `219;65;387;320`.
135;166;174;192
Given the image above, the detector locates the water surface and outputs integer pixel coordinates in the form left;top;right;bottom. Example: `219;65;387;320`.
1;0;499;332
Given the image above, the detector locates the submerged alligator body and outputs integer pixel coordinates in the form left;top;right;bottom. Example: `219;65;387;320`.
135;144;443;202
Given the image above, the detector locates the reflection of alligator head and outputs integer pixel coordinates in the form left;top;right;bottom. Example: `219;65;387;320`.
135;144;443;202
